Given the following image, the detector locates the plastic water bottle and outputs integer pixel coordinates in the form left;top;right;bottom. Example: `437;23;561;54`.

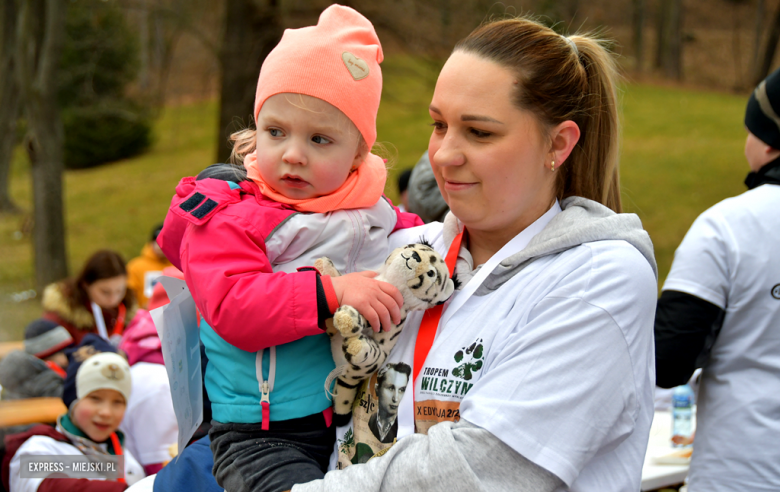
671;384;694;447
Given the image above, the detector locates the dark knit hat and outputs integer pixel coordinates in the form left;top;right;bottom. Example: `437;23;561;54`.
746;67;780;149
151;223;164;242
24;319;74;359
62;334;120;409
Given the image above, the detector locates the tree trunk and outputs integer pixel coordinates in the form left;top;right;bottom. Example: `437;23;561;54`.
138;0;150;91
654;0;670;69
632;0;645;72
14;0;68;290
756;1;780;85
215;0;283;164
0;0;20;214
731;1;743;89
751;0;765;83
663;0;683;80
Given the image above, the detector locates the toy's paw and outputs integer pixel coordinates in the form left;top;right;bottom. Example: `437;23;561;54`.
346;337;366;356
314;257;340;277
334;306;365;337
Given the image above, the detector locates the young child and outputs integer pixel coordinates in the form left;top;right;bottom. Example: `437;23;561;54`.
156;5;421;492
24;318;74;377
2;349;144;491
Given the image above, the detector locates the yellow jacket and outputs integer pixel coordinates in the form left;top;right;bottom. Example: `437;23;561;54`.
127;243;171;308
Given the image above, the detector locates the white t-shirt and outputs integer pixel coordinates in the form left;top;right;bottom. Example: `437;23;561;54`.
120;362;178;466
662;183;780;492
333;205;657;492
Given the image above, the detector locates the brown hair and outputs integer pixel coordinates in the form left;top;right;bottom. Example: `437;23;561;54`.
455;17;622;212
62;250;133;309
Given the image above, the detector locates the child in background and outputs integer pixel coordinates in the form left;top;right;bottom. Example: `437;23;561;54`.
396;168;412;212
157;5;420;492
126;224;171;309
3;349;144;491
24;318;75;377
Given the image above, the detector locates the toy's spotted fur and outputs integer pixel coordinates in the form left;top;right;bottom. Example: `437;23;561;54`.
316;243;457;425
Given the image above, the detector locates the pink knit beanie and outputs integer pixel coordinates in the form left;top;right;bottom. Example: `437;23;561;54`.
253;4;384;148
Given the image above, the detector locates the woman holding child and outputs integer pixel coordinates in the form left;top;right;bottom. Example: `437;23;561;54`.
124;10;656;492
294;14;657;492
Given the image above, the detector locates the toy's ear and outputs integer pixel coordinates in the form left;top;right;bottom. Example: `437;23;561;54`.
444;278;455;298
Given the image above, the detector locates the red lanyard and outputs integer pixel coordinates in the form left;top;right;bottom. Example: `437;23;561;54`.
111;304;126;337
44;360;66;378
412;231;464;402
109;432;126;484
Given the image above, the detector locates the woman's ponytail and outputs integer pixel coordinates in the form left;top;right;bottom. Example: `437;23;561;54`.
565;35;621;212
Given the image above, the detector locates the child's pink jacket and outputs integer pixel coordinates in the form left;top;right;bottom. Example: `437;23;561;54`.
157;176;422;354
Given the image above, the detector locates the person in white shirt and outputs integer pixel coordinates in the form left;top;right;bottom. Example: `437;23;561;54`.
655;67;780;492
3;351;145;491
295;15;657;492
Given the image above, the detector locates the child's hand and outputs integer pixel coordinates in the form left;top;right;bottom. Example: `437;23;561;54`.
330;271;403;332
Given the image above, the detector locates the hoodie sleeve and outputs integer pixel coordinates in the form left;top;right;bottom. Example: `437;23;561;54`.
181;211;322;353
292;419;562;492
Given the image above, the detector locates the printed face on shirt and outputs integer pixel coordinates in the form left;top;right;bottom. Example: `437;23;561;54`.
428;51;561;240
254;93;368;200
84;275;127;310
376;367;409;419
71;388;127;443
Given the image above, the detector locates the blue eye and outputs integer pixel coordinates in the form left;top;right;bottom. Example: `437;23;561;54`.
312;135;331;144
268;128;283;137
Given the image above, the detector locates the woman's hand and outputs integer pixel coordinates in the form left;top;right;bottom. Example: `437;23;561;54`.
330;271;404;332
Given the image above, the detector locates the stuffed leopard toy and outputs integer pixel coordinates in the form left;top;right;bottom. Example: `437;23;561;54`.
315;242;458;426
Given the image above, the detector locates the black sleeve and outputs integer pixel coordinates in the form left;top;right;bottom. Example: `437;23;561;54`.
654;290;725;388
297;267;331;330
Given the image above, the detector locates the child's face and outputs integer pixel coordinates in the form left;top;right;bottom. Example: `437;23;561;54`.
84;275;127;310
71;389;126;443
255;94;367;199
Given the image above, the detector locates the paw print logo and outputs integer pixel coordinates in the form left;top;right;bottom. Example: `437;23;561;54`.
452;339;484;381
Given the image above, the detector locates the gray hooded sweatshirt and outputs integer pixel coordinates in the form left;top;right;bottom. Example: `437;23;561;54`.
294;197;657;492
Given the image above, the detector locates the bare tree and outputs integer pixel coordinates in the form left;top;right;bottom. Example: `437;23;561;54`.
0;0;20;214
655;0;683;80
756;0;780;84
751;0;765;82
633;0;646;72
654;0;669;69
663;0;683;80
15;0;68;289
215;0;283;164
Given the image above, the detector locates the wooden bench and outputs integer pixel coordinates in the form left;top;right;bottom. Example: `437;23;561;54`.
0;397;66;427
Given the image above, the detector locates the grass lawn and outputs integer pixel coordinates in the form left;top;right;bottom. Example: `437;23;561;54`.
0;62;750;341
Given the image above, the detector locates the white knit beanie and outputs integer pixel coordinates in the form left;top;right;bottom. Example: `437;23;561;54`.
75;352;132;404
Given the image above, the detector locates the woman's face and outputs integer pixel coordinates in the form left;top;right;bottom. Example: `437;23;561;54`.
85;275;127;310
428;51;557;238
71;389;126;443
